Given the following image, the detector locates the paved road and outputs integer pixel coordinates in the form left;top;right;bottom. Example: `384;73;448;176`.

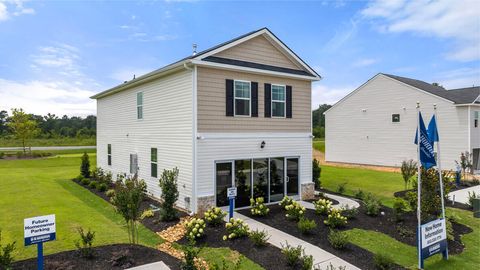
0;145;96;151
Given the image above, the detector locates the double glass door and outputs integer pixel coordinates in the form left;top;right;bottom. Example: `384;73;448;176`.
215;157;299;208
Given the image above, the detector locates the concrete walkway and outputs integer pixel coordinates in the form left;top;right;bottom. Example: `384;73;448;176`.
312;191;361;210
229;211;360;270
448;185;480;205
127;261;170;270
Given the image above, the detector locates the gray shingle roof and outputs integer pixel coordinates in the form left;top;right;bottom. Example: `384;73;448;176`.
382;73;480;104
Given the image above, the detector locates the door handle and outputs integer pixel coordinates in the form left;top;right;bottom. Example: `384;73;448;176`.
286;176;289;183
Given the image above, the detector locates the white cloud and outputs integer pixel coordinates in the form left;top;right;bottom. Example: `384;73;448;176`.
433;67;480;89
361;0;480;61
0;2;8;21
31;44;85;79
0;0;35;22
322;19;358;52
352;58;378;67
312;83;357;108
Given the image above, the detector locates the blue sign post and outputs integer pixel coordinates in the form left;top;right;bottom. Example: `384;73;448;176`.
227;187;237;219
24;214;56;270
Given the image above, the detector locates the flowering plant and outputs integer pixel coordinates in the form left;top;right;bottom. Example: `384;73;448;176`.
313;198;332;215
250;197;269;216
204;207;227;226
279;196;295;208
284;200;306;221
223;218;249;240
324;208;347;228
185;218;206;241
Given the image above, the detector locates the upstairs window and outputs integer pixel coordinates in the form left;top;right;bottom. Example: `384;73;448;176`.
475;111;479;128
234;80;251;116
151;148;158;178
392;114;400;123
107;144;112;166
271;84;286;117
137;92;143;119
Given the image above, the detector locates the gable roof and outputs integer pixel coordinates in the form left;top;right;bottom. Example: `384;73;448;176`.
382;73;480;104
91;27;320;99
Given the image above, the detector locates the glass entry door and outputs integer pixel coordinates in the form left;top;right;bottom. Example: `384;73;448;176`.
286;158;299;197
269;157;285;202
216;162;232;207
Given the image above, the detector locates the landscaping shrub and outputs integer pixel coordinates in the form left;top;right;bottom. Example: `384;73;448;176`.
74;227;95;259
80;152;91;178
223;218;249;240
340;205;358;219
364;193;381;216
158;167;179;221
313;198;332;215
354;189;365;200
181;241;200;270
446;218;454;241
279;196;295;208
315;263;347;270
140;209;154;220
336;182;347;194
185;218;206;242
401;159;417;190
405;191;417;210
324;208;347;228
328;229;349;249
111;175;146;244
106;189;115;198
284;200;306;221
250;197;269;216
249;229;270;247
88;181;98;190
297;218;317;234
80;177;90;186
110;250;135;268
97;183;107;192
373;253;394;270
312;158;322;190
393;198;409;222
281;241;303;267
0;230;16;270
467;191;478;208
204;207;227;226
302;254;313;270
0;152;4;159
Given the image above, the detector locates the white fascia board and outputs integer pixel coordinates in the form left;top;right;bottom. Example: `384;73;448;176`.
196;132;312;140
191;60;319;81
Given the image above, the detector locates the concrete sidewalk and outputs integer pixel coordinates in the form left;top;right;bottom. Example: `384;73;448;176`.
449;185;480;205
127;261;170;270
230;211;361;270
311;192;361;210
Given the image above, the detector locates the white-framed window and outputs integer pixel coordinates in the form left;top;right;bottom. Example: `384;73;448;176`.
130;154;138;174
271;84;286;117
107;144;112;166
475;111;479;128
234;80;251;116
137;92;143;119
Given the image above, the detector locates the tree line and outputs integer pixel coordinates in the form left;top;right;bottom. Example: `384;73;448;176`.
312;104;332;139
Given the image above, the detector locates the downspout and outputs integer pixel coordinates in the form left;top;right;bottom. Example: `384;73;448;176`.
468;105;471;155
184;61;197;215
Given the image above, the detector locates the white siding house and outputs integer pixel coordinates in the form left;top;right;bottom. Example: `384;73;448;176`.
92;28;320;213
325;73;480;172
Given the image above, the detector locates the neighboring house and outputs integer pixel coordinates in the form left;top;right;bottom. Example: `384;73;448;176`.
91;28;320;213
325;73;480;173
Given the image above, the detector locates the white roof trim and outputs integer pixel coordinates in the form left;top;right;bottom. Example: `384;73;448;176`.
193;29;320;80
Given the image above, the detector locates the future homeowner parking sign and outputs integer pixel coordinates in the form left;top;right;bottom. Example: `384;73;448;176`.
24;214;56;246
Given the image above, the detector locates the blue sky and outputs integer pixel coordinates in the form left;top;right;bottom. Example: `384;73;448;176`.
1;0;479;116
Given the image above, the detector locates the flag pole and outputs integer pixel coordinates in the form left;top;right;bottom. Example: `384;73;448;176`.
434;104;449;259
416;101;423;269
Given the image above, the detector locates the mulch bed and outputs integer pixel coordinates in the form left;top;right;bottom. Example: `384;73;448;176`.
393;189;474;211
13;244;182;270
177;223;289;270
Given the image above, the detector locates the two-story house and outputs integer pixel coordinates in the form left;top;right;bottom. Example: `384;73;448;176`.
325;73;480;173
91;28;321;213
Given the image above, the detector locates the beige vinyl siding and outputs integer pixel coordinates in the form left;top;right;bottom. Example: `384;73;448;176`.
213;35;303;70
325;74;469;170
96;69;194;210
197;66;311;133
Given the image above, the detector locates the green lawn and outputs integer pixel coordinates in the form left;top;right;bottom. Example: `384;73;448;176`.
0;137;95;147
312;139;325;153
321;165;404;207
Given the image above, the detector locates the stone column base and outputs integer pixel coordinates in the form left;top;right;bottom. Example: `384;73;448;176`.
301;183;315;200
196;195;215;214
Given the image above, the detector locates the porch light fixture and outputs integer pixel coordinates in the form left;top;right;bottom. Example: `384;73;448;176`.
260;141;266;149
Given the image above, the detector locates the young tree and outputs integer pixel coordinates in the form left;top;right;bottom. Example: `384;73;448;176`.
7;108;39;153
401;159;417;190
312;159;322;190
456;151;473;178
159;167;180;221
80;152;91;178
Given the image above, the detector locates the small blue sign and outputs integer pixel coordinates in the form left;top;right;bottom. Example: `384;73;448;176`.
24;232;56;246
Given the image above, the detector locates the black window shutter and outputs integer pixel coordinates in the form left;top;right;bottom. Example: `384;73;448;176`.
226;79;234;116
251;82;258;117
286;85;292;118
264;83;271;117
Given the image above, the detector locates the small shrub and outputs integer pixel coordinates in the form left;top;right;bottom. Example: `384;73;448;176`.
106;189;115;198
81;177;90;186
324;208;347;228
336;182;347;194
0;230;16;270
284;200;306;221
405;191;417;210
97;183;107;192
80;152;91;178
204;207;227;226
313;198;332;215
364;193;381;216
250;197;270;216
249;229;270;247
315;263;347;270
297;218;317;234
279;196;295;208
88;181;98;190
401;159;417;190
393;198;409;222
223;218;249;240
0;152;4;159
140;209;154;220
328;230;349;249
110;250;134;268
158;167;179;221
373;253;394;270
396;225;414;238
312;159;322;190
340;205;358;220
185;218;206;242
74;227;95;259
281;241;303;267
181;241;200;270
302;254;313;270
354;189;365;200
467;191;478;208
446;218;454;241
